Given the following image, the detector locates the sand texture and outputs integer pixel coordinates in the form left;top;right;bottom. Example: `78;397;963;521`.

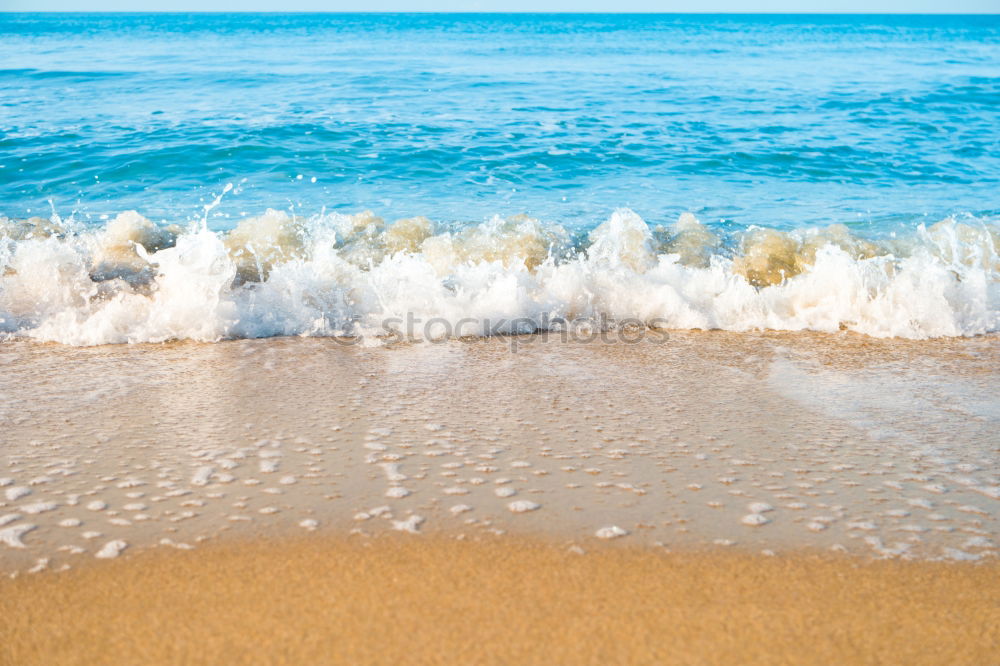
2;535;998;666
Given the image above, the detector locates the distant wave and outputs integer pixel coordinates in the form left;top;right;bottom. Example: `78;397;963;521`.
1;207;997;345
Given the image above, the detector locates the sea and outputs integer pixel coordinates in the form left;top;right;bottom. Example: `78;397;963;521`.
1;13;998;344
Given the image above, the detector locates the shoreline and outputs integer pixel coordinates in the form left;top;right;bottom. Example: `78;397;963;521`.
1;331;997;574
3;533;998;666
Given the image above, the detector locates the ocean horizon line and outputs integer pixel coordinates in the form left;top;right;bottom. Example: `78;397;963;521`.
3;11;1000;16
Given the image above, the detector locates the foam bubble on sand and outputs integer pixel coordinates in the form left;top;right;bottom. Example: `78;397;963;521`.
0;514;22;527
864;537;912;559
95;540;128;559
385;487;411;499
5;486;31;501
20;502;58;515
191;466;214;487
160;538;194;550
507;500;541;513
298;519;318;531
595;526;629;540
86;500;108;511
741;514;771;527
26;558;49;574
0;523;36;548
379;463;407;482
391;515;425;534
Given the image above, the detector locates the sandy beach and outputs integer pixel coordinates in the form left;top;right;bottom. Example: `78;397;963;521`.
1;332;998;663
3;535;999;666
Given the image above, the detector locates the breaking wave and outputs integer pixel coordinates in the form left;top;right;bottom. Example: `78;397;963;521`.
1;207;998;345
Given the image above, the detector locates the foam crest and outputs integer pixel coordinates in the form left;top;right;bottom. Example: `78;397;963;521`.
0;208;997;345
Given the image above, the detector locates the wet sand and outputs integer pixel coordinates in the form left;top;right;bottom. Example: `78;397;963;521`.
1;332;998;663
1;332;997;573
2;534;998;666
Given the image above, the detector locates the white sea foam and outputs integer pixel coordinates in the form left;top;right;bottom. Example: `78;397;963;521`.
95;539;128;559
0;523;36;549
595;525;629;539
1;209;997;345
507;500;541;513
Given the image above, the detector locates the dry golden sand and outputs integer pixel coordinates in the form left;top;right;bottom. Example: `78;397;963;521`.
2;536;998;666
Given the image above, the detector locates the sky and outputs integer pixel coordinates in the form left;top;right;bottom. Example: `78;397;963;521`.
2;1;999;12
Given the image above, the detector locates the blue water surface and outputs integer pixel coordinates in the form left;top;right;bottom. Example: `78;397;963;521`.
1;13;998;233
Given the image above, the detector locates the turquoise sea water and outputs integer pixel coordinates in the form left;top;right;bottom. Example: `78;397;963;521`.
2;13;999;230
0;14;998;344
